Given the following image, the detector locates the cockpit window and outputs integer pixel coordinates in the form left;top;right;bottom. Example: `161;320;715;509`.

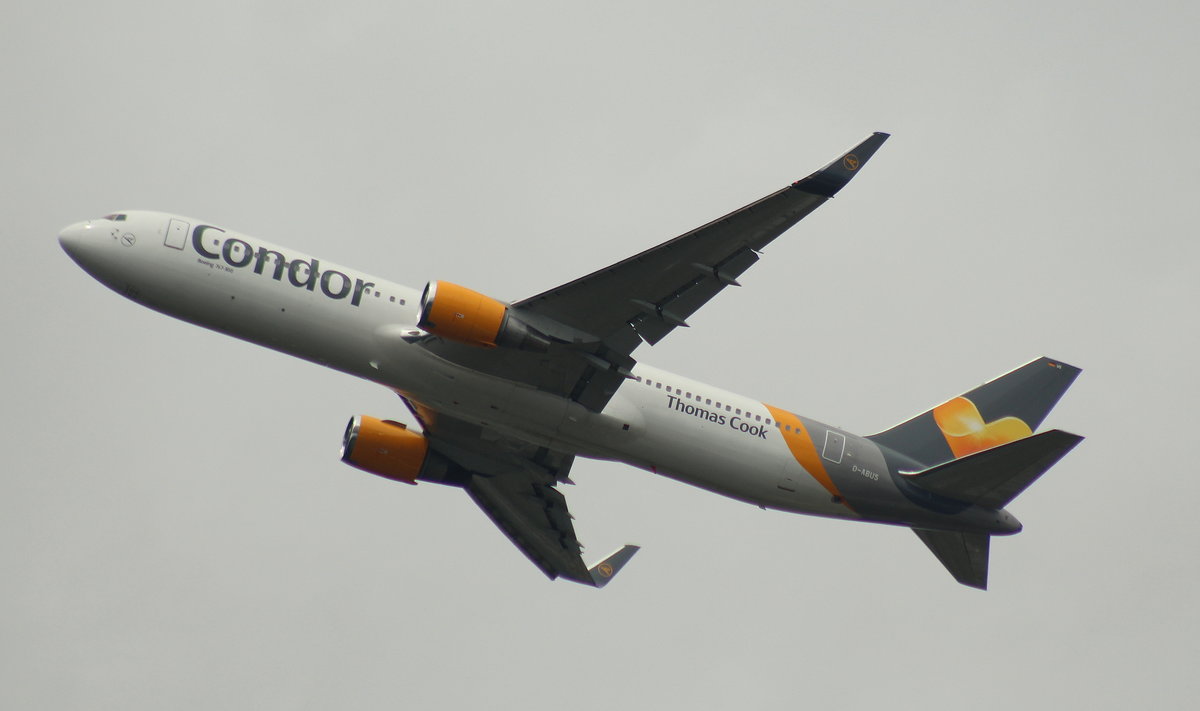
102;213;127;221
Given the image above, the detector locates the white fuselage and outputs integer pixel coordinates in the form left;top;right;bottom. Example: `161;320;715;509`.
60;211;903;525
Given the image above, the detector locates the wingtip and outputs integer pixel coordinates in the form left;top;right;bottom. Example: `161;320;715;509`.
586;544;640;588
792;132;890;197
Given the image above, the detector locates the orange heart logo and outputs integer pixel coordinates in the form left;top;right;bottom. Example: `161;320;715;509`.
933;397;1031;458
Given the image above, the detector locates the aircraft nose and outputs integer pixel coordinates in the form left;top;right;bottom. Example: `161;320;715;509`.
58;220;94;258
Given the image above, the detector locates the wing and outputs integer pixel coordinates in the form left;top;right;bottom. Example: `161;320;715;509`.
514;131;890;349
420;132;889;412
402;398;638;587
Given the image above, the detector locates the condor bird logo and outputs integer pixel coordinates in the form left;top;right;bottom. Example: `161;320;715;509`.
933;397;1032;458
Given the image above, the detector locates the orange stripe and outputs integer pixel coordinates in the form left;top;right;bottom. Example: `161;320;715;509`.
764;405;853;511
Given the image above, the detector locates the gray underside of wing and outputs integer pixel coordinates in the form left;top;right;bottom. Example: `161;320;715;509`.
420;133;889;413
400;398;601;584
512;187;815;349
513;132;890;352
467;470;594;583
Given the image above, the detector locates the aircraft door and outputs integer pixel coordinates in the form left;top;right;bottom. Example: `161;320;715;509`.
165;219;189;250
822;430;846;464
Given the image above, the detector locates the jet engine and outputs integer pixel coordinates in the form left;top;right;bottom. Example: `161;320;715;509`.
341;415;455;485
418;280;549;350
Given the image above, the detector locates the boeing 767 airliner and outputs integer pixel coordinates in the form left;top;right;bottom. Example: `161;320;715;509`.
59;133;1082;589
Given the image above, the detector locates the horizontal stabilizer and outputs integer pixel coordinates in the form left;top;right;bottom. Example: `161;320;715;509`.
913;529;990;590
902;429;1083;510
586;545;641;588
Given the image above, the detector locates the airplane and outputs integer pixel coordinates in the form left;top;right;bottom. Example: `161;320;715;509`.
58;132;1082;590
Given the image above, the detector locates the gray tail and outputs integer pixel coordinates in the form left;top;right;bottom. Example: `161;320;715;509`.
913;529;990;590
868;357;1081;468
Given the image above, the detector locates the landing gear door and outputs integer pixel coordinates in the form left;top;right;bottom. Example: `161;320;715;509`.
822;430;846;464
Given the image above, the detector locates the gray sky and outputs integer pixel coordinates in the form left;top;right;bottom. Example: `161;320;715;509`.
4;1;1198;708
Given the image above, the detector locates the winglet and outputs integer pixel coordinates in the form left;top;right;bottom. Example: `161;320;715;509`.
793;131;890;198
586;544;640;588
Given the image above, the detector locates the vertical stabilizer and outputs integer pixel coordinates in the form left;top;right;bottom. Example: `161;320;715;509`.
869;357;1080;468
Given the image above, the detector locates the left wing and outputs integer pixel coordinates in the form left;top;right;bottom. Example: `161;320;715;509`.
402;398;638;587
514;132;890;353
419;132;889;412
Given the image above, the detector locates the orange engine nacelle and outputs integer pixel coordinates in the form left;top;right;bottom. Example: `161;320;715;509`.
341;415;435;485
418;281;549;350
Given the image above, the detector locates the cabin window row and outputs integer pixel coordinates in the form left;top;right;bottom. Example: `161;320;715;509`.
358;286;406;306
636;375;797;431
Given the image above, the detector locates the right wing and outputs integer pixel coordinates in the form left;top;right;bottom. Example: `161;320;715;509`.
913;528;990;590
468;471;639;588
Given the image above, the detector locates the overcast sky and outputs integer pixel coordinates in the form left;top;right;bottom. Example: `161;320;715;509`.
4;1;1198;708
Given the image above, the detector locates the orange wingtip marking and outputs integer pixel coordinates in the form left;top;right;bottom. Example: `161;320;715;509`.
933;397;1032;458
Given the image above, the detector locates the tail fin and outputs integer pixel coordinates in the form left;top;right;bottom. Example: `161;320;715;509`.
868;357;1081;467
913;529;990;590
